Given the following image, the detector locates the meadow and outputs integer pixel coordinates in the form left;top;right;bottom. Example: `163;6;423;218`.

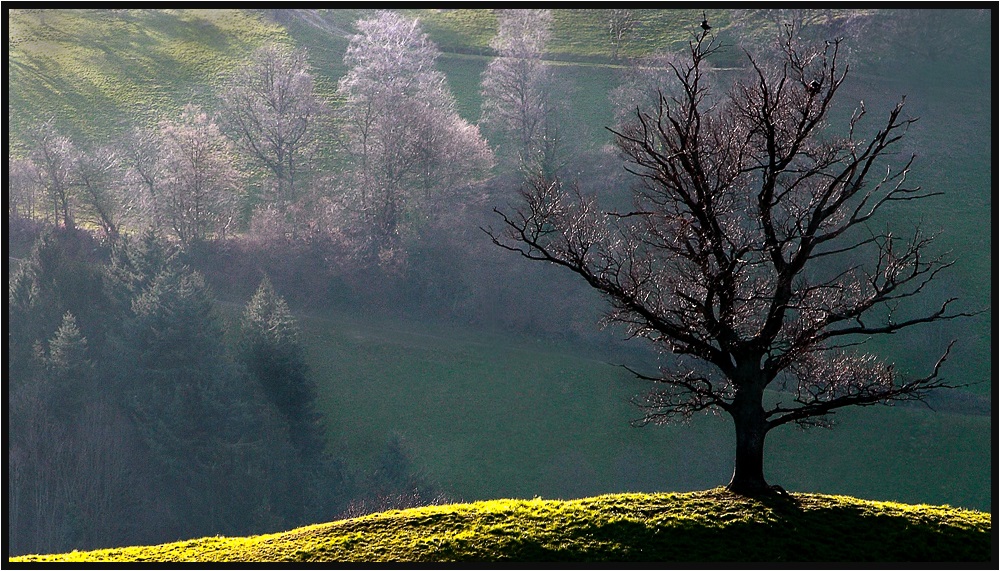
297;307;992;512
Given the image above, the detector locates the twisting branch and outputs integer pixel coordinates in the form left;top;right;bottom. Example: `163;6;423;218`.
621;364;734;425
766;341;963;430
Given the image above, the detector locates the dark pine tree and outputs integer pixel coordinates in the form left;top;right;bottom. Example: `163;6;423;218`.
237;277;323;459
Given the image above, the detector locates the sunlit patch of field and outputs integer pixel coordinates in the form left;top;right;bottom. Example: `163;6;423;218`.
12;488;990;562
7;9;286;148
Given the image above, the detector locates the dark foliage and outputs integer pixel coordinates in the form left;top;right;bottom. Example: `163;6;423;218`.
7;230;350;555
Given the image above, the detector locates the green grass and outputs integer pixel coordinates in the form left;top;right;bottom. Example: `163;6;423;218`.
10;489;991;562
403;9;497;56
296;309;992;513
7;9;287;150
408;9;743;63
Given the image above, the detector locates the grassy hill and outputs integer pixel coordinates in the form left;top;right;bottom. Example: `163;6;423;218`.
10;489;991;563
7;9;288;149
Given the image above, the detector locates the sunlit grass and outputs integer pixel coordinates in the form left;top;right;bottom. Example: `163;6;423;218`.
403;8;497;55
7;8;286;148
11;489;990;562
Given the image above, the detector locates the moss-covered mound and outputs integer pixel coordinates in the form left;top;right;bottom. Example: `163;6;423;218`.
10;488;991;563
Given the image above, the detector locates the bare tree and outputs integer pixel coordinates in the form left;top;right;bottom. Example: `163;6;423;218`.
336;10;493;257
72;144;126;239
8;156;42;221
480;9;563;181
219;43;327;214
118;125;163;230
156;104;244;245
610;51;708;130
607;8;638;60
29;120;77;229
488;30;977;494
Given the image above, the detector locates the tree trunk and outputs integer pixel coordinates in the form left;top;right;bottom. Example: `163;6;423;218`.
727;386;771;495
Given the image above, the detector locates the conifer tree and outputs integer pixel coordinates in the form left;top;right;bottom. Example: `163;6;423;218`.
238;277;322;459
43;312;94;417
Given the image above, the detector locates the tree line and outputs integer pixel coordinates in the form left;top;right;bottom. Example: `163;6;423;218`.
7;10;570;267
7;227;449;556
7;10;562;555
9;228;325;552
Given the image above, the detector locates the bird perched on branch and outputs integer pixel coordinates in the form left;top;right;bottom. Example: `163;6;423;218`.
701;13;712;31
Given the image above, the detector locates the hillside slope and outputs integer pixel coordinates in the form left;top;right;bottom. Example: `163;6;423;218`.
10;489;992;563
7;9;288;148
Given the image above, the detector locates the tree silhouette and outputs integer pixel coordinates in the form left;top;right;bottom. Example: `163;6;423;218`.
488;30;977;494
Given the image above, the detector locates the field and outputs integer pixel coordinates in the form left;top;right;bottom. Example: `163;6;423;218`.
6;9;288;148
299;308;992;512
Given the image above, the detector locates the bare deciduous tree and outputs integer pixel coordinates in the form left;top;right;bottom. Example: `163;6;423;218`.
610;51;706;130
30;120;77;229
480;9;563;181
72;145;126;239
607;8;638;60
336;10;493;258
118;125;163;230
8;156;42;221
156;104;244;245
488;30;977;494
219;43;327;214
